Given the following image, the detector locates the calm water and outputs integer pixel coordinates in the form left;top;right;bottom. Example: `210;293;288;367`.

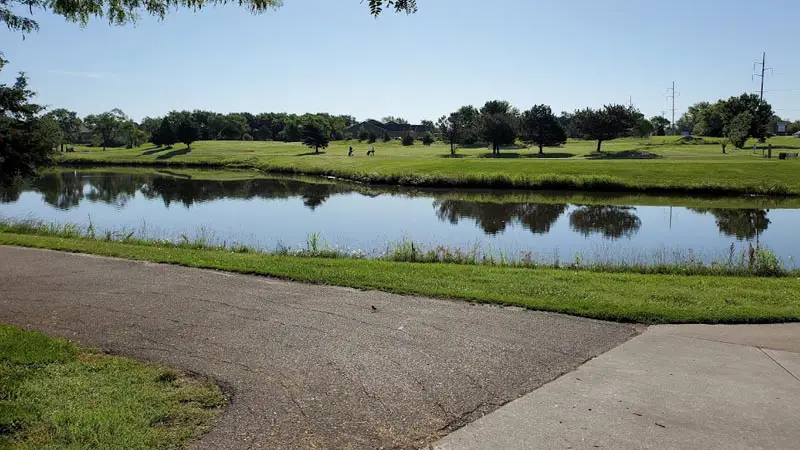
1;169;798;265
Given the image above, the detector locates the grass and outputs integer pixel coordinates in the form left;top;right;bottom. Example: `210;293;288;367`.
0;324;225;449
58;136;800;196
1;224;799;324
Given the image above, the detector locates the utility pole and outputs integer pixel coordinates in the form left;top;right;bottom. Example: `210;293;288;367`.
753;52;772;101
667;82;679;135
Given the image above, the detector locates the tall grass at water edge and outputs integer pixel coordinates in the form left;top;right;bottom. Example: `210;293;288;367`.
0;218;794;277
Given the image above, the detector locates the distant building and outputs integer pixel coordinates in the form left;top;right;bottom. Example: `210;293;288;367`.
343;120;434;139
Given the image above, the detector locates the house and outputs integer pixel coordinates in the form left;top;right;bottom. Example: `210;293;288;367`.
343;120;434;140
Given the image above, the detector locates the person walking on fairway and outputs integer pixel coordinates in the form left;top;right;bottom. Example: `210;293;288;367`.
367;145;375;156
348;146;354;156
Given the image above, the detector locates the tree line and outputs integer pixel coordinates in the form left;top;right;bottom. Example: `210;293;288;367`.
436;93;778;155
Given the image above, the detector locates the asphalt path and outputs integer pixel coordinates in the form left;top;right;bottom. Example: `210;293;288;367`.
0;246;637;449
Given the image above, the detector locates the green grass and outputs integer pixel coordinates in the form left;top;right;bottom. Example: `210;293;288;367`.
0;325;225;449
1;230;799;324
59;137;800;195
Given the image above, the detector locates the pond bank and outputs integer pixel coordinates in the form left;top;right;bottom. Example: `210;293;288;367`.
1;228;798;324
57;151;800;197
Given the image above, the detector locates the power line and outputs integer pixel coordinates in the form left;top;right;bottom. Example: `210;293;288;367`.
753;52;773;101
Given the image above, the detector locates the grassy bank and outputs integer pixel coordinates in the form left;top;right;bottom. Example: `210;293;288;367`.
58;137;800;196
0;324;225;449
1;227;799;324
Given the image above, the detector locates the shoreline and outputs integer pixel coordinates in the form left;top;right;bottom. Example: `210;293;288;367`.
56;159;798;198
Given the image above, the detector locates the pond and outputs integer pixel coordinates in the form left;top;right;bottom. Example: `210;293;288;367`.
1;168;798;266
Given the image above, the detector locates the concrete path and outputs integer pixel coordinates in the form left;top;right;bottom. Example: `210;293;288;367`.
434;323;800;450
0;246;637;449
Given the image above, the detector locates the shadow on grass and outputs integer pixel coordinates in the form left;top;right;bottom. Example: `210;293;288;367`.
295;151;328;156
141;146;169;156
155;169;193;179
754;145;800;150
155;147;191;160
477;152;576;159
585;150;662;160
437;154;468;159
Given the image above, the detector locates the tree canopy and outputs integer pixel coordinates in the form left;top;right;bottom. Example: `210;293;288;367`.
572;104;637;152
520;104;566;154
2;0;416;34
479;100;518;155
301;120;330;153
0;57;58;184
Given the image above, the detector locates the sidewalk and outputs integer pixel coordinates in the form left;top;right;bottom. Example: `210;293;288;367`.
433;323;800;450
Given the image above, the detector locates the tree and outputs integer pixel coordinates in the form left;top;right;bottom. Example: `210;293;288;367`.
45;108;81;151
121;120;147;148
358;128;369;142
455;105;480;145
718;94;773;142
479;100;518;155
632;115;654;138
401;133;414;146
381;116;408;124
176;117;200;150
437;112;462;155
421;132;434;146
301;120;330;153
650;116;670;136
0;58;58;184
367;131;377;144
724;112;753;149
420;119;434;130
381;132;391;142
573;105;636;153
520;104;566;154
152;117;176;148
84;108;126;150
2;0;415;35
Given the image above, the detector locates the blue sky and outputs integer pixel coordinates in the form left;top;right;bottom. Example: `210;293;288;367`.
2;0;799;123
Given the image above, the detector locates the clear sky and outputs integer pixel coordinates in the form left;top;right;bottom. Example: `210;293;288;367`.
2;0;799;123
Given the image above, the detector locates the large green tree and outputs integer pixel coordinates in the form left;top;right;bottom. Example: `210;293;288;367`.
520;104;566;154
724;112;753;149
479;100;518;155
151;117;177;148
44;108;82;151
301;120;330;153
649;116;670;136
0;57;59;184
573;105;636;153
718;94;773;143
84;109;126;150
176;116;200;150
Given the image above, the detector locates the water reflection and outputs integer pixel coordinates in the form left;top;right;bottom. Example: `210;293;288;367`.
690;209;770;240
434;200;567;234
569;206;642;239
0;170;783;246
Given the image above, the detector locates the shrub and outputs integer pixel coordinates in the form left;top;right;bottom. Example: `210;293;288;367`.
368;132;377;144
382;133;391;142
401;133;414;146
243;133;254;141
422;132;434;146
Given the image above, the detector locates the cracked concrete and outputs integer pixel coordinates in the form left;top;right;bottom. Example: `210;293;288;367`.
433;323;800;450
0;246;636;449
